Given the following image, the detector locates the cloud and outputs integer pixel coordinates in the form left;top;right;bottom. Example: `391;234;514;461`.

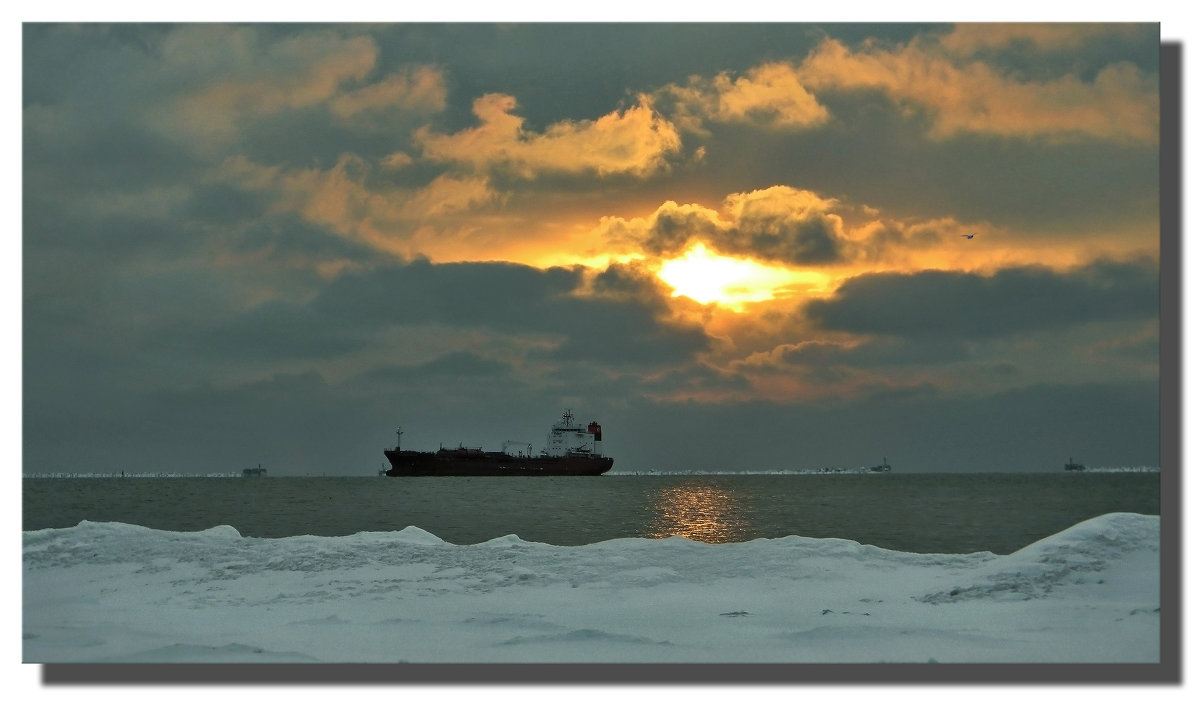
599;201;724;258
1075;322;1159;372
596;186;851;265
267;154;390;236
936;23;1147;55
663;62;830;132
632;361;756;405
24;25;453;190
197;259;713;368
806;259;1159;341
20;23;1163;478
586;260;678;306
741;337;972;372
718;336;966;403
216;154;503;256
381;152;415;169
851;217;953;256
795;36;1159;143
163;27;380;143
597;186;987;271
328;65;446;120
652;27;1157;144
365;351;516;382
721;187;845;264
400;174;501;218
34;26;444;153
414;93;683;178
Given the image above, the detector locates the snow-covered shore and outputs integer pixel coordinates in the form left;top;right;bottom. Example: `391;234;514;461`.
23;513;1158;664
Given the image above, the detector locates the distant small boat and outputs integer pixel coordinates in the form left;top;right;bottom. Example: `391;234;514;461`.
242;465;268;477
869;457;892;472
1064;457;1085;472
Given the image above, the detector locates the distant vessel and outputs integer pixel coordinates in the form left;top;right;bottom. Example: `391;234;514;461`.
869;457;891;472
1064;457;1086;472
242;465;268;477
384;410;613;477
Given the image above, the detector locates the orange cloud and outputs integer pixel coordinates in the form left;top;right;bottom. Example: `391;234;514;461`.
217;154;500;258
594;186;851;265
796;37;1158;143
160;28;446;146
400;174;500;218
414;93;683;178
329;65;447;119
587;186;1097;299
654;28;1156;144
166;28;378;141
273;155;383;234
723;186;838;224
664;62;830;132
381;152;415;169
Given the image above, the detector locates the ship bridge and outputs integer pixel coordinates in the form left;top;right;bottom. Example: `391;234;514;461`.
544;409;603;457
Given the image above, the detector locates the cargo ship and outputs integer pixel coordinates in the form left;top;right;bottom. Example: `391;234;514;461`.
384;410;613;477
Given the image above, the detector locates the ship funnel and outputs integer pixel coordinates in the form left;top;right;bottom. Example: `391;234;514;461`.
587;422;602;441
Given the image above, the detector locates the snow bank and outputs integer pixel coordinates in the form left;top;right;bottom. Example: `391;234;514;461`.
22;513;1159;664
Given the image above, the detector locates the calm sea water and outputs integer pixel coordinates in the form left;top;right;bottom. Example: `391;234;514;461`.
23;473;1160;555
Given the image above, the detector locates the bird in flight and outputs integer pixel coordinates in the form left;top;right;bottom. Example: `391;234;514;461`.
961;232;976;239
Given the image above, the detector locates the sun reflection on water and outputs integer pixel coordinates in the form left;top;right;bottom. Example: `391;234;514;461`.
646;483;750;543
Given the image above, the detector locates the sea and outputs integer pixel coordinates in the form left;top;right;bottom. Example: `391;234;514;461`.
22;471;1161;555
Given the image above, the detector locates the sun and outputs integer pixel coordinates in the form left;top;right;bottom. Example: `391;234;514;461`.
657;243;816;309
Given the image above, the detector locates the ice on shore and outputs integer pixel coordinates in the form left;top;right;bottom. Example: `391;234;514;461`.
22;513;1159;664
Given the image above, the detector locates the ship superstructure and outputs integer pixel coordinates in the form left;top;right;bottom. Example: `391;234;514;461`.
545;410;605;457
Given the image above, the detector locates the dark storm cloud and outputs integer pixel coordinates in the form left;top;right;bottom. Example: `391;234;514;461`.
722;207;843;264
590;261;671;302
23;197;381;365
228;217;385;271
585;259;706;330
806;259;1158;341
201;259;712;366
194;299;373;361
547;313;710;367
637;206;724;257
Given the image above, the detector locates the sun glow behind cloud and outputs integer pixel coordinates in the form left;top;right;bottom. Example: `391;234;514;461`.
656;243;822;309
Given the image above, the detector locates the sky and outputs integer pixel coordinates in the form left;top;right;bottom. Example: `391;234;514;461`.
20;21;1165;475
